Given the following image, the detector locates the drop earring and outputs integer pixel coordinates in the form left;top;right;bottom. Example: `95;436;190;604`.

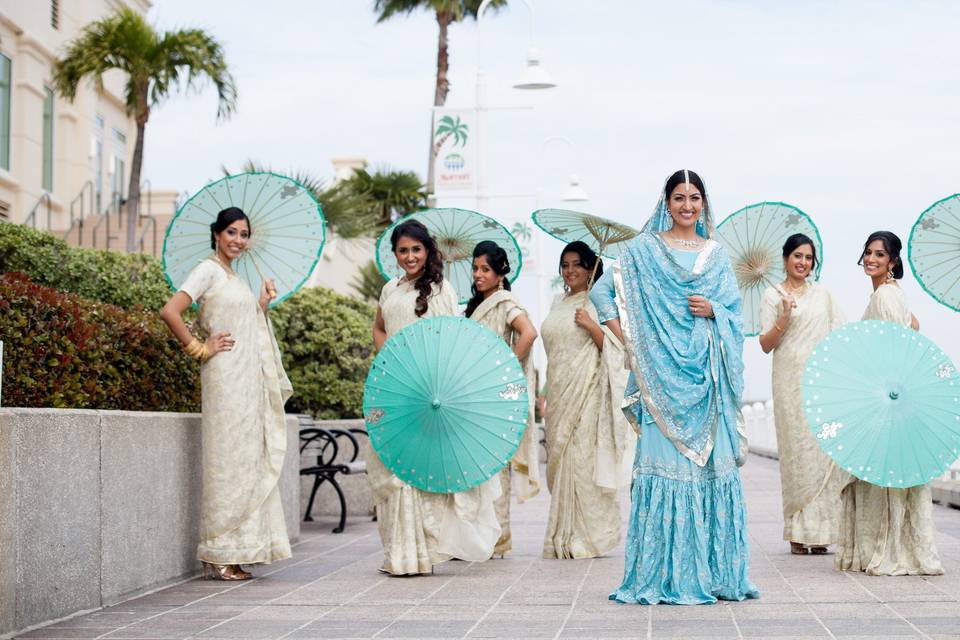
497;279;504;291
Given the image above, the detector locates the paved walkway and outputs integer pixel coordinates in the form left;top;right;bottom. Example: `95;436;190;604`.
17;456;960;639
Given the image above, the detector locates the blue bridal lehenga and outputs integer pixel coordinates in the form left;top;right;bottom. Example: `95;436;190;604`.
591;188;759;605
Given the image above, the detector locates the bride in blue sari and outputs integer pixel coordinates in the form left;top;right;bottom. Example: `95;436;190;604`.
591;169;759;605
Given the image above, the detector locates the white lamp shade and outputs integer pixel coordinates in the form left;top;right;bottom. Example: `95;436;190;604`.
561;175;589;202
513;47;557;90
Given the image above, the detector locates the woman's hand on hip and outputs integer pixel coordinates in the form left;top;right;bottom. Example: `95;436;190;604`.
204;332;235;359
687;295;714;318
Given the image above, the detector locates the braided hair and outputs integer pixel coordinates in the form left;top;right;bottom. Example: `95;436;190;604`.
390;219;445;317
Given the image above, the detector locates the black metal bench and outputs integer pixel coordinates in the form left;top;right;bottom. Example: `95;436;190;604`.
298;416;368;533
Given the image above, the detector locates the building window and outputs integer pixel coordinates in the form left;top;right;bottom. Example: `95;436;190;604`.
0;55;10;171
42;87;54;192
51;0;60;30
112;128;126;144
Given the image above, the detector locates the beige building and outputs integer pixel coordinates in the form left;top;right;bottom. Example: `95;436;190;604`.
0;0;169;251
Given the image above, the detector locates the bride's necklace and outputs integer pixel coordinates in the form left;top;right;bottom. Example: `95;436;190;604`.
666;231;703;248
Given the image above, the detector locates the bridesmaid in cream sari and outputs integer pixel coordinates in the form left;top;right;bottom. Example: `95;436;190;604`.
160;207;292;581
836;231;942;575
368;220;501;575
541;241;632;559
464;241;540;557
759;233;846;555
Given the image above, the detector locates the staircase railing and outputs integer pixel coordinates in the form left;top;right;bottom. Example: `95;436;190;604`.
92;191;123;250
62;180;95;244
23;193;52;230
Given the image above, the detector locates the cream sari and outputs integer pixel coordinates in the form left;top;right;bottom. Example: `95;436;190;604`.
469;290;540;556
835;283;943;575
541;291;632;559
760;283;846;545
179;258;293;565
366;277;502;575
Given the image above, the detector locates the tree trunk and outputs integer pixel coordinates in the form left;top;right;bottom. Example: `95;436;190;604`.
125;89;149;253
426;11;453;203
434;11;451;106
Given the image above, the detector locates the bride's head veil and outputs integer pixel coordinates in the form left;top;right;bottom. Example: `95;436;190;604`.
641;169;716;240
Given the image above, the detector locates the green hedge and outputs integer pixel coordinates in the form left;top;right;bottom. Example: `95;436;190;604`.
0;272;199;411
0;222;171;311
0;224;376;417
271;286;375;420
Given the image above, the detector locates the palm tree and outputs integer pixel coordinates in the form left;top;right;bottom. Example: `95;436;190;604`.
373;0;507;195
224;161;380;239
511;221;532;243
53;7;236;253
347;167;426;227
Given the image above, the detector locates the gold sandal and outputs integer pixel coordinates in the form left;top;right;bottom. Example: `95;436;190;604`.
202;562;252;581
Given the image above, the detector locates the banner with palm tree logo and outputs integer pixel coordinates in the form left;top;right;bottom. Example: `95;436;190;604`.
432;108;475;196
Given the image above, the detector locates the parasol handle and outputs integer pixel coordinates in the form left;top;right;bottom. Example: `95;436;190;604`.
581;239;608;309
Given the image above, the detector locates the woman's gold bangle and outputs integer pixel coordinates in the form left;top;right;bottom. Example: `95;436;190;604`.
183;337;206;361
774;323;784;332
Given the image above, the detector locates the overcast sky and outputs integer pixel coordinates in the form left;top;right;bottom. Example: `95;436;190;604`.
145;0;960;399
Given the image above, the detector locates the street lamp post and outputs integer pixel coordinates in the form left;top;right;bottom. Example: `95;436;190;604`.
532;135;589;377
475;0;555;214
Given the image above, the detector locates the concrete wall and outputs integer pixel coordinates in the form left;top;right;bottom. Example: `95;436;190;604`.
0;408;300;637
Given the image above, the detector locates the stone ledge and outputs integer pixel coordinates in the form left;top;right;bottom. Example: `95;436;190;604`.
0;408;301;637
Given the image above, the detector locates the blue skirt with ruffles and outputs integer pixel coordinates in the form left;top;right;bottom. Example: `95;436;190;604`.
610;404;759;605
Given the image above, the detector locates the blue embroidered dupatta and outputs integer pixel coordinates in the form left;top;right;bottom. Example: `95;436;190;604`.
613;202;748;468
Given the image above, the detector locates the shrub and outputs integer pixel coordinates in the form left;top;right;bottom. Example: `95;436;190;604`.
0;272;199;411
271;286;375;420
0;223;171;311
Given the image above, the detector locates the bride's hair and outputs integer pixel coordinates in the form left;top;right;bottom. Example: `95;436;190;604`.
664;169;707;201
464;240;512;318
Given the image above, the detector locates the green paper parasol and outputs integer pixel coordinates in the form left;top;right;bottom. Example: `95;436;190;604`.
363;316;529;493
803;320;960;488
162;172;325;308
375;209;521;304
715;202;822;337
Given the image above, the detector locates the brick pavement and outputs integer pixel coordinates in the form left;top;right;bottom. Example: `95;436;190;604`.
15;456;960;639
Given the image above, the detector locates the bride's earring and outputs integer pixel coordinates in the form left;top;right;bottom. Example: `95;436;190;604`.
497;278;504;291
886;266;895;283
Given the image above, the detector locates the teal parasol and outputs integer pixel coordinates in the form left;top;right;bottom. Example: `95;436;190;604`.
908;193;960;312
363;316;529;493
532;209;639;288
162;172;325;308
803;320;960;488
715;202;822;337
375;209;521;304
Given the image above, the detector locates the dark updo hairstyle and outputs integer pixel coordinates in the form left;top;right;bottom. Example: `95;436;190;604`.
782;233;820;273
559;240;603;286
857;230;904;279
664;169;708;202
464;240;512;317
390;219;445;317
210;206;250;250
